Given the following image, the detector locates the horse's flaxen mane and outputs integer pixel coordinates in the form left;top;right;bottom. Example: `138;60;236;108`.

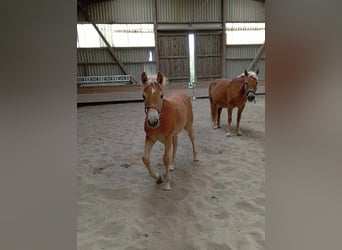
237;71;259;80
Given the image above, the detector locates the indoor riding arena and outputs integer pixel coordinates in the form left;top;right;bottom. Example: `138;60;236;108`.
77;1;265;250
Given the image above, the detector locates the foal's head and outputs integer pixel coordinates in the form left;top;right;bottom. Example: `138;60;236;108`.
141;71;165;128
243;69;259;102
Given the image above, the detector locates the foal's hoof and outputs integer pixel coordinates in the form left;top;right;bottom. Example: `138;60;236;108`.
237;131;242;136
226;132;232;137
163;182;171;191
155;173;163;184
169;164;175;171
213;125;221;129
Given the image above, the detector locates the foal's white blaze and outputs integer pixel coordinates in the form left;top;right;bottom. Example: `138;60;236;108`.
151;86;156;94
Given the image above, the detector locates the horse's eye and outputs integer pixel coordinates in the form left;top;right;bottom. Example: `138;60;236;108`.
256;82;258;85
142;94;145;100
161;94;164;99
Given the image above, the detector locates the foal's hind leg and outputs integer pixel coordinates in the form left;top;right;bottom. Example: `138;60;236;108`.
169;135;178;171
162;137;173;190
142;136;162;183
186;126;199;161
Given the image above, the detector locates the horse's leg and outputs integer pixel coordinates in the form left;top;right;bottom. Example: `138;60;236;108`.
210;99;217;129
162;137;172;190
169;135;178;171
213;104;218;129
226;106;233;137
217;107;223;128
236;104;245;136
209;98;213;121
142;136;162;183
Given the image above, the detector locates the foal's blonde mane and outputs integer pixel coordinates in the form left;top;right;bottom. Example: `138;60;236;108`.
145;74;170;86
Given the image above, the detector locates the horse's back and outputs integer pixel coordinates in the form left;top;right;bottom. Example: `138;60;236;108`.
209;79;231;106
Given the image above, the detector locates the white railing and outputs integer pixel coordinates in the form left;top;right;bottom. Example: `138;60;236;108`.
77;75;131;86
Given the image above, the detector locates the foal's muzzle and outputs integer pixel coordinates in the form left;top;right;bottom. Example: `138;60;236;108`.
145;106;161;128
147;118;159;128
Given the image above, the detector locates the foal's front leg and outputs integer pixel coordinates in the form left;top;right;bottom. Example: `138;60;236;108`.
162;137;172;190
142;136;162;183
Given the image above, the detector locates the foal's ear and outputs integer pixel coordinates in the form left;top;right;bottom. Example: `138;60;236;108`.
244;69;249;76
141;72;148;85
256;69;259;75
156;71;164;85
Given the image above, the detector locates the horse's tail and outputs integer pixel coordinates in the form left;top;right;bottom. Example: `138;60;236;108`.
208;82;213;100
208;81;217;124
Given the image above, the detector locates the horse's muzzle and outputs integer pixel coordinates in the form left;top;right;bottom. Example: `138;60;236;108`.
247;91;255;102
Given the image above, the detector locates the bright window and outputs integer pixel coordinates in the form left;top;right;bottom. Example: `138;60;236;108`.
77;24;101;48
77;24;155;48
226;23;265;45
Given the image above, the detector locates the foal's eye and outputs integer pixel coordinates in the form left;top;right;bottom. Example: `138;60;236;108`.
142;94;145;99
160;94;164;99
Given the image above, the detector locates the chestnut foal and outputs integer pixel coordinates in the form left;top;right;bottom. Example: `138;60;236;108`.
141;72;198;190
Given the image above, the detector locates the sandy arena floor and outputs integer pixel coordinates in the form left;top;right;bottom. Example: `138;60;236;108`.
77;95;265;250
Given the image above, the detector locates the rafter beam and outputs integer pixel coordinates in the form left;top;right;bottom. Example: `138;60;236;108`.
77;3;138;83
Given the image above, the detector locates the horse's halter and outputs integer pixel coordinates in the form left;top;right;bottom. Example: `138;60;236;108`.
244;77;257;103
245;87;256;96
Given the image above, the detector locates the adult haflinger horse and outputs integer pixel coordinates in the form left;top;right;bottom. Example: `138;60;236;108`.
209;69;259;136
141;71;198;190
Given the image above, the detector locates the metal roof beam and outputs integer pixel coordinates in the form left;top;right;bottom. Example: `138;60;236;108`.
77;2;138;83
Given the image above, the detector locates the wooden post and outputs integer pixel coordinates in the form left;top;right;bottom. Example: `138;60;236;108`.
221;0;227;78
152;0;160;73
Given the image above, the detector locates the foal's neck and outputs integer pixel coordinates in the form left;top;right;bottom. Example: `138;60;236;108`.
160;98;170;113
